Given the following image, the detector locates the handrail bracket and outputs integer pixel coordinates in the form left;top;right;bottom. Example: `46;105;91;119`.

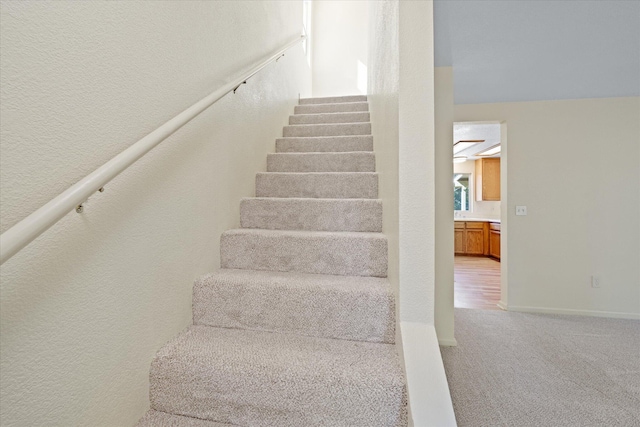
233;81;247;94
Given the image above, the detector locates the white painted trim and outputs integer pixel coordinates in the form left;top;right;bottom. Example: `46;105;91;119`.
497;300;508;311
508;305;640;320
400;322;457;427
438;338;458;347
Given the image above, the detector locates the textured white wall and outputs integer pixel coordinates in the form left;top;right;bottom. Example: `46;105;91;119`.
312;0;369;97
370;4;455;424
398;0;435;324
368;0;436;324
434;67;455;345
455;97;640;318
368;0;399;306
0;2;310;425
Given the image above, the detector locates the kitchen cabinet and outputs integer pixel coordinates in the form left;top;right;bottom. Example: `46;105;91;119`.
475;158;500;201
465;222;485;255
489;222;501;260
454;223;465;254
454;221;489;255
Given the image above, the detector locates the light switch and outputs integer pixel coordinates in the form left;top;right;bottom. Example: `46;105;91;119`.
516;206;527;216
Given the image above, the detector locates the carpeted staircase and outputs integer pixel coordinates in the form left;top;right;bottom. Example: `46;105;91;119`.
137;95;408;427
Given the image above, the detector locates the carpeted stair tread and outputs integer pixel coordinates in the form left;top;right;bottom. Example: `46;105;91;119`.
193;269;395;343
294;101;369;114
138;95;408;427
240;197;383;232
299;94;367;104
283;122;371;137
149;325;406;427
275;135;374;153
256;172;378;199
289;111;370;125
220;229;388;277
136;410;235;427
267;152;375;172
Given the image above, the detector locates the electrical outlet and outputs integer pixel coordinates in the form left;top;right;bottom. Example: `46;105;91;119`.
591;275;601;288
515;206;527;216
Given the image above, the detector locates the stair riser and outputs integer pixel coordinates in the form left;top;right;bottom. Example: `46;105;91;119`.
289;112;370;125
240;198;383;232
220;232;388;277
299;95;367;104
256;173;378;199
149;326;407;427
294;102;368;114
276;136;373;153
267;153;375;172
283;123;371;137
151;373;406;426
193;271;395;343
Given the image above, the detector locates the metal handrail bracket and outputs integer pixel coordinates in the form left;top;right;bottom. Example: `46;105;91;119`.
0;35;306;265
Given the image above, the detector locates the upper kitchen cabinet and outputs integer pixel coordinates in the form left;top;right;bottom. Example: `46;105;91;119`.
475;158;500;201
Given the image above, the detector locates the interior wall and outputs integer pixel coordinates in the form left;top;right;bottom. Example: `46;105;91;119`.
499;121;509;309
455;97;640;318
0;2;311;426
368;0;399;314
398;0;436;324
434;67;455;345
370;4;456;425
312;0;369;97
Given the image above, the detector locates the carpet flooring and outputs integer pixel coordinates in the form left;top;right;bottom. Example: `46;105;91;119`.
441;308;640;427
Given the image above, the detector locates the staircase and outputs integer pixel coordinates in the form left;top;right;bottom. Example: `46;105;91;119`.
137;95;407;427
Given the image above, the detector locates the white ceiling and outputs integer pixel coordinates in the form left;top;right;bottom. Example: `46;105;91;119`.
435;0;640;104
453;122;501;159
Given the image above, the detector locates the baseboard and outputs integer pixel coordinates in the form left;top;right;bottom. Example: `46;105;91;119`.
497;300;508;311
508;305;640;320
400;322;457;427
438;338;458;347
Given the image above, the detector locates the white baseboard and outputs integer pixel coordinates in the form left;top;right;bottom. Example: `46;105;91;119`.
400;322;457;427
438;338;458;347
508;305;640;320
497;300;508;311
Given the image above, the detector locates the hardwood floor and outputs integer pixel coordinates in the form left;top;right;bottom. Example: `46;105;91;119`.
454;256;501;310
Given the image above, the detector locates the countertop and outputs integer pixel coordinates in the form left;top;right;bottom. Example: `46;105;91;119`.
454;217;501;223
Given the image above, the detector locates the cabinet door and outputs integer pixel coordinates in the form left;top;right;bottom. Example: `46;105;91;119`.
454;229;465;254
475;158;501;201
489;230;501;259
465;229;484;255
483;158;500;200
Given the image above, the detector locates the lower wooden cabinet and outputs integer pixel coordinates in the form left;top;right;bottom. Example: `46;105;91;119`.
454;224;465;255
455;221;487;255
489;223;501;260
455;221;501;260
465;223;485;255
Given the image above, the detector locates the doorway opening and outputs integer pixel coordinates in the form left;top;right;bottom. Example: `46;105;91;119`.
452;121;506;310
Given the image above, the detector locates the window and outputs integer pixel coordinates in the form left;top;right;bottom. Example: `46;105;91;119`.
454;173;471;211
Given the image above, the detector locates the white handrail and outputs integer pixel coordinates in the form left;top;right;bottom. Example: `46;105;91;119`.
0;35;306;265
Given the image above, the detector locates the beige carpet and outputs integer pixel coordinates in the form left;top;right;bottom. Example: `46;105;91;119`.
441;308;640;427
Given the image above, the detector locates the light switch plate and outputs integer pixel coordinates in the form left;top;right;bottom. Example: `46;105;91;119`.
516;206;527;216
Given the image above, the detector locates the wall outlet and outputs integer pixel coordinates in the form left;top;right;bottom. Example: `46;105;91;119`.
515;206;527;216
591;275;601;288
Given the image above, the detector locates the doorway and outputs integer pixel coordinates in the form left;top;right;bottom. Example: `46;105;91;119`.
452;121;506;310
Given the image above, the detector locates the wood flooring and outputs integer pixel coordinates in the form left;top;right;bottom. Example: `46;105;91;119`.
454;256;501;310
